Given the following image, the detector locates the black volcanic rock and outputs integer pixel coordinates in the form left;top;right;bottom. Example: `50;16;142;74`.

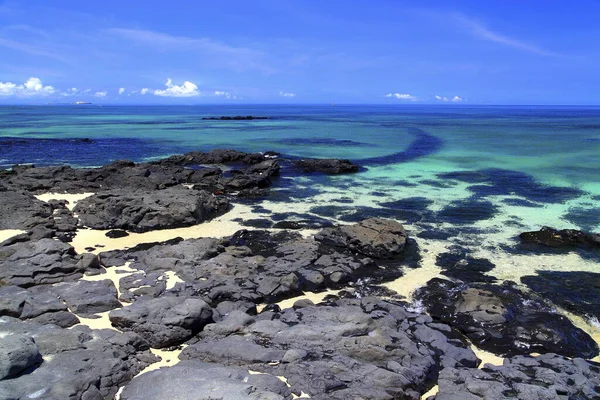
519;226;600;250
415;278;599;359
74;186;228;232
98;220;411;307
294;158;359;174
181;297;478;400
52;279;121;317
0;239;101;287
435;353;600;400
120;360;291;400
154;148;267;166
0;189;53;230
315;217;407;259
0;316;156;400
109;296;213;348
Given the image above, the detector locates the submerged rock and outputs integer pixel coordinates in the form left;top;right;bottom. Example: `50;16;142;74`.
415;278;599;359
519;226;600;250
294;158;359;174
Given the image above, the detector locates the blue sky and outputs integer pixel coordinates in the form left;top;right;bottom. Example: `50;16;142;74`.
0;0;598;104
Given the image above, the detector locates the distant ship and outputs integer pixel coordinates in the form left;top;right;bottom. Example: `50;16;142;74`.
74;101;92;105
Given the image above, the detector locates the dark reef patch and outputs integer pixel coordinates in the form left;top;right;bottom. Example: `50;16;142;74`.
359;127;444;166
436;198;498;225
521;270;600;321
435;248;497;283
563;206;600;232
273;138;371;147
438;168;585;204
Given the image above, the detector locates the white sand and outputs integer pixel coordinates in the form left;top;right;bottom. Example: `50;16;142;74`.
35;192;94;210
73;311;120;331
81;262;138;298
135;346;187;376
0;229;26;242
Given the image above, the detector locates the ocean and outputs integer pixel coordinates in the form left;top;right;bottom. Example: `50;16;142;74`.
1;104;600;284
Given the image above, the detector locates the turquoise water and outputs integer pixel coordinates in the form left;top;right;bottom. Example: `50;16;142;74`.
1;104;600;237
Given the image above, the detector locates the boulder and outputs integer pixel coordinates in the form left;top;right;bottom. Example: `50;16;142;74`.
315;217;407;259
519;226;600;250
0;334;42;379
109;296;213;348
0;285;78;327
52;279;121;316
0;317;156;399
0;189;53;230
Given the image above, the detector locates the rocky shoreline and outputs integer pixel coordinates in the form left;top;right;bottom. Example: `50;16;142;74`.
1;149;599;399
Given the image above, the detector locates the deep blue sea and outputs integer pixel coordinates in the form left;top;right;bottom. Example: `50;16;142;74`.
1;104;600;285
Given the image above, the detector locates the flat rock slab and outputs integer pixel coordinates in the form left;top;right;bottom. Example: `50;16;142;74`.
0;238;100;287
0;189;53;230
435;353;600;400
109;296;213;348
52;279;121;316
181;297;478;400
0;316;156;400
415;278;599;359
74;186;228;232
120;360;291;400
0;285;78;327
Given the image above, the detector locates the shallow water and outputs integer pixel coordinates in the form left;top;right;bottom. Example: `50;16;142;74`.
2;104;600;333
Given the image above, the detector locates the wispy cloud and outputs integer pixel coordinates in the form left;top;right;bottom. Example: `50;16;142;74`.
118;87;125;95
94;91;107;97
279;91;296;97
453;14;559;57
0;36;71;63
385;93;417;101
0;77;55;97
153;78;199;97
107;28;276;74
435;95;463;102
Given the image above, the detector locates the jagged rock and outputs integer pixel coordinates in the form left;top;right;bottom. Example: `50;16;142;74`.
181;297;478;400
120;360;291;400
435;353;600;400
520;226;600;250
0;317;156;399
294;158;359;174
99;222;409;307
415;278;599;359
0;189;53;230
0;334;42;379
74;186;228;232
52;279;121;316
109;296;213;348
315;217;407;259
0;239;100;287
155;149;266;166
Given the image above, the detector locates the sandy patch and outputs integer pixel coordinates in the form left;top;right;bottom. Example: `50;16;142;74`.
0;229;26;242
135;346;186;376
35;192;94;210
81;262;138;298
71;310;119;331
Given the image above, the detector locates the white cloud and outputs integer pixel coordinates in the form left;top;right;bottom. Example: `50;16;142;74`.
0;77;55;97
452;96;463;102
279;91;296;97
435;95;463;102
94;91;107;97
214;91;238;100
153;78;200;97
140;88;150;95
435;95;448;101
385;93;417;101
118;87;125;95
454;14;558;57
